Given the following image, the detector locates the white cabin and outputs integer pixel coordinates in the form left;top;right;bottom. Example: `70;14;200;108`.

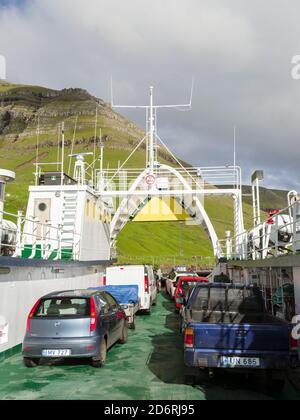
22;172;111;262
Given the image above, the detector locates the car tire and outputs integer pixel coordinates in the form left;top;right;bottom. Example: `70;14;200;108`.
264;371;286;393
184;367;198;385
119;321;129;344
145;306;152;315
129;316;136;330
269;379;286;393
91;339;107;368
179;319;184;335
23;357;40;368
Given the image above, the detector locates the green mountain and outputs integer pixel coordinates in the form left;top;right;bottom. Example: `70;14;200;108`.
0;81;289;266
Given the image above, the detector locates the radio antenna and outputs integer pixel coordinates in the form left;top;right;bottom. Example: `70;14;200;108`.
111;81;194;172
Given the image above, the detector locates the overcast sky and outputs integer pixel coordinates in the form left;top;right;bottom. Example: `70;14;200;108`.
0;0;300;190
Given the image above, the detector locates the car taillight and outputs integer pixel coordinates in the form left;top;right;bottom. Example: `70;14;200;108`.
103;275;106;286
26;299;41;332
290;335;298;351
144;275;149;293
116;310;125;320
184;328;194;348
90;297;97;332
178;287;183;295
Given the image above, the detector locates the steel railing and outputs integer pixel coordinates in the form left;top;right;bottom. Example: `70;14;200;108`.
0;209;81;261
218;199;300;261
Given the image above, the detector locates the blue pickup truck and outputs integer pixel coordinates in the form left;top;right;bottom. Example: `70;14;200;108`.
181;283;299;391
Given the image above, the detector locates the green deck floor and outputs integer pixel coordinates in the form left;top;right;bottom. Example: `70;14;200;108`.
0;293;300;400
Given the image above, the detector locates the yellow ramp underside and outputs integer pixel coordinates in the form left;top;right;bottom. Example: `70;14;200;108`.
133;197;192;222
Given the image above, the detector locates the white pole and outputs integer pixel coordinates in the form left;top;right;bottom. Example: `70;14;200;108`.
233;126;236;169
252;183;257;228
256;177;261;225
61;122;65;186
57;123;60;171
35;116;40;186
233;126;237;190
149;86;154;173
100;141;104;191
93;108;98;185
0;182;5;249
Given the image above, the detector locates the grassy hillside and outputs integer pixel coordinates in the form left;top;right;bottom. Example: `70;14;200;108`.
242;185;289;211
0;81;287;266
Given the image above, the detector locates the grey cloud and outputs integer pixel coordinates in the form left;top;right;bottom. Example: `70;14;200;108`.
0;0;300;190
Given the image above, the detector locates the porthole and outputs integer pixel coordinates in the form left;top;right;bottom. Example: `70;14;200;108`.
38;202;47;212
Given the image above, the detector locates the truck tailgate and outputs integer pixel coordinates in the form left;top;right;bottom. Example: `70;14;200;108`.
191;323;290;352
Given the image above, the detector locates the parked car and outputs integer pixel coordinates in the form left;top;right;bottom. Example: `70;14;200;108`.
166;271;198;299
22;290;128;368
155;268;163;293
181;283;299;392
155;274;162;293
174;276;208;312
89;285;140;330
105;265;157;314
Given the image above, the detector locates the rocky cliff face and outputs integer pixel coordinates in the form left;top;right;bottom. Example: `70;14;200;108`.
0;84;144;144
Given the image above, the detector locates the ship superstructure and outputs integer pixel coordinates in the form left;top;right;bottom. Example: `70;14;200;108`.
0;126;113;357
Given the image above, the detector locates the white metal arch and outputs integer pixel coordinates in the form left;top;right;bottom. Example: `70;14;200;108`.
110;164;223;258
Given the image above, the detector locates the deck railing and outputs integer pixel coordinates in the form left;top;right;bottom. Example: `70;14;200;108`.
218;199;300;261
0;209;81;261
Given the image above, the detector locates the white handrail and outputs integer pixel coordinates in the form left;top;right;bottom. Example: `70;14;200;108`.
0;208;81;261
219;199;300;261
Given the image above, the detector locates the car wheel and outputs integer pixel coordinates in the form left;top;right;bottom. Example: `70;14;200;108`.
184;367;198;385
268;379;286;393
119;320;129;344
145;306;152;315
264;371;286;393
91;339;107;368
179;319;184;334
129;316;136;330
23;357;40;368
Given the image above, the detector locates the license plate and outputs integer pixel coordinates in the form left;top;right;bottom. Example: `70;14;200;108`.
42;349;71;357
220;356;260;368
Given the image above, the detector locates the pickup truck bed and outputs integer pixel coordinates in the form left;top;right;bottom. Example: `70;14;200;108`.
184;310;286;325
182;284;298;389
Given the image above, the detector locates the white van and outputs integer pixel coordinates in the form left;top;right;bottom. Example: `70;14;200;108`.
104;265;157;314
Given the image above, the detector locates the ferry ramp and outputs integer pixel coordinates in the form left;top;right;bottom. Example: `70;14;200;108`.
0;293;299;401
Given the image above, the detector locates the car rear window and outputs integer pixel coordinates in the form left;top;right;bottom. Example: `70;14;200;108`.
191;288;264;313
181;281;201;291
34;298;90;318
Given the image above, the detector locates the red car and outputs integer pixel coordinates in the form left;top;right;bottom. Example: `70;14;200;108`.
174;276;209;311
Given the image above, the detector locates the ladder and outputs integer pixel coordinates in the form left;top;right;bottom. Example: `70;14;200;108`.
61;191;79;260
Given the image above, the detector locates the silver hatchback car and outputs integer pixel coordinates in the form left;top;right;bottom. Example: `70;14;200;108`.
22;290;128;368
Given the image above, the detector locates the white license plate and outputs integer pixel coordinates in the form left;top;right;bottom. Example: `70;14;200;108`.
42;349;71;357
221;357;260;368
